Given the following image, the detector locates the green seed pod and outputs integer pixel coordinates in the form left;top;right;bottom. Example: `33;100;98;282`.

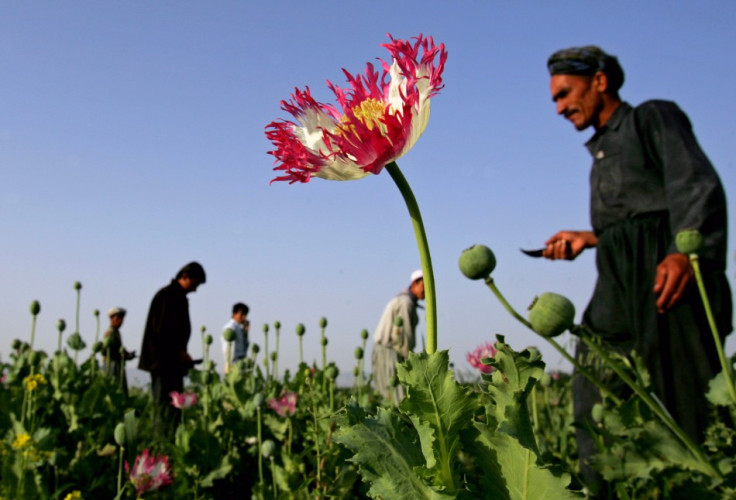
528;292;575;338
394;316;404;327
325;365;338;380
251;343;260;354
11;338;22;350
319;317;328;328
321;337;328;346
67;332;86;351
201;325;206;333
262;439;276;458
223;328;236;342
253;393;264;408
458;244;497;280
262;323;269;334
102;334;114;349
353;366;360;377
360;329;369;340
114;423;126;447
270;351;278;361
57;319;66;333
204;334;213;345
295;323;306;336
675;228;704;255
92;341;103;354
274;321;281;329
354;347;364;360
29;300;41;316
93;309;100;317
74;281;82;291
591;403;604;424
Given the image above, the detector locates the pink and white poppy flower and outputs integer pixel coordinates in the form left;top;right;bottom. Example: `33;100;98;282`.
466;342;498;374
126;449;173;496
169;391;197;409
266;34;447;184
267;391;297;417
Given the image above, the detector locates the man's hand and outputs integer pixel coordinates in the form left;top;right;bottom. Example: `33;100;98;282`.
543;230;598;260
653;253;692;313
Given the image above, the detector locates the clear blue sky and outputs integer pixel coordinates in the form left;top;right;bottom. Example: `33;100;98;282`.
2;2;734;385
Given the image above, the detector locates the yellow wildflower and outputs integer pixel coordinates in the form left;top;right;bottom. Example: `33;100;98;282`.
63;491;82;500
12;433;31;450
23;373;47;391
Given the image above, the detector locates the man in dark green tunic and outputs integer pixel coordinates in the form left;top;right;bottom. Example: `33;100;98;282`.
541;45;732;495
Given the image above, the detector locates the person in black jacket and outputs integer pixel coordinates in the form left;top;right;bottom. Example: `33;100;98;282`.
139;261;206;439
540;45;732;496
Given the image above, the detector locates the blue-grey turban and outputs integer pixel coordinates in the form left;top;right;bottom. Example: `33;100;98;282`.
547;45;624;92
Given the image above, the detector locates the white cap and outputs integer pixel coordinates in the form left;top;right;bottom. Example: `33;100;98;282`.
410;269;423;283
108;307;127;317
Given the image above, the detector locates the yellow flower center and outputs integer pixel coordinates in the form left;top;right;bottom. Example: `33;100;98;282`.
337;98;388;137
24;373;47;392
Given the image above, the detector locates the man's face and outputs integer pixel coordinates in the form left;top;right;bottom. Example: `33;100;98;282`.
550;73;604;131
179;275;202;293
110;314;124;328
411;279;426;300
233;311;248;325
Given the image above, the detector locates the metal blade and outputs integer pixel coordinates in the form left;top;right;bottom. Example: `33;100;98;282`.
520;248;545;258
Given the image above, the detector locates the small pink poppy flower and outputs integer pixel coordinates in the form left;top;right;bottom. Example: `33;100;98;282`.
267;391;297;417
126;449;173;496
169;391;197;409
466;342;498;374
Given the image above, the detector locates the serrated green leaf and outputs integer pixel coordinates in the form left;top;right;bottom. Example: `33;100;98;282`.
335;406;452;499
474;422;579;499
707;370;735;407
486;337;545;454
396;350;479;493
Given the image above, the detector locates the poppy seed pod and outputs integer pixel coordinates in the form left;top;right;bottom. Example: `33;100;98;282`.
262;439;276;458
74;281;82;291
93;309;99;317
270;351;278;361
223;328;236;342
251;343;260;354
321;337;329;346
458;244;497;280
57;319;66;333
325;365;338;380
394;316;404;327
205;334;213;345
591;403;605;424
528;292;575;338
319;317;328;328
29;300;41;316
360;329;369;340
262;323;269;334
295;324;306;336
114;423;126;447
675;228;704;255
274;321;281;329
92;341;103;354
354;347;364;360
67;332;86;351
201;325;206;333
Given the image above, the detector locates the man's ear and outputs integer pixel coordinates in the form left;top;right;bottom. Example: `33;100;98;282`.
592;70;609;93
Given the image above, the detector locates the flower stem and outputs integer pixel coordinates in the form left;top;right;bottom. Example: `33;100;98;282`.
385;161;437;354
483;277;621;403
689;254;736;403
578;325;720;478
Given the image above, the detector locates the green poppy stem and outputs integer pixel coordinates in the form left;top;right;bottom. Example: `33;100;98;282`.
689;254;736;404
385;161;437;354
483;277;621;404
578;325;720;478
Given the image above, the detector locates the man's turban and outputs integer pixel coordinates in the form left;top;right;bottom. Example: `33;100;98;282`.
547;45;625;92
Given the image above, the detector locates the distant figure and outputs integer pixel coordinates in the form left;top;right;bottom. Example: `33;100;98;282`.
103;307;135;395
222;302;250;374
139;262;206;439
372;269;425;404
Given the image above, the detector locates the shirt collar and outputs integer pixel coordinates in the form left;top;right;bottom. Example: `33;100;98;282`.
585;101;631;150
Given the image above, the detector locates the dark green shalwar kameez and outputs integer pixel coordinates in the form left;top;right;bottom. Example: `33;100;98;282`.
573;101;732;494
